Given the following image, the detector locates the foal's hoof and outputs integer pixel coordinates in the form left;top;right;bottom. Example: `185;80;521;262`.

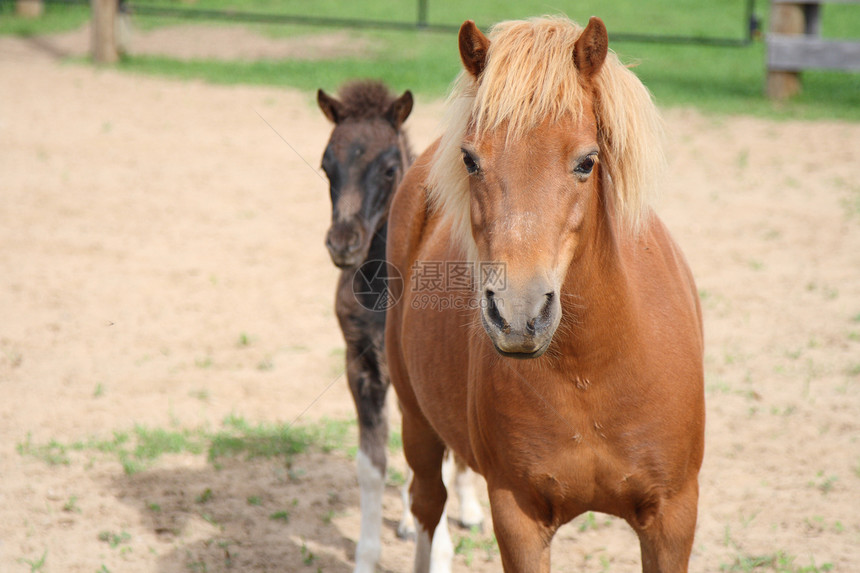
397;523;417;541
458;501;485;533
458;519;484;534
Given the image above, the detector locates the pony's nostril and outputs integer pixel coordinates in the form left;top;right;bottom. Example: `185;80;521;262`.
526;293;554;335
348;232;361;249
536;292;555;329
484;290;510;334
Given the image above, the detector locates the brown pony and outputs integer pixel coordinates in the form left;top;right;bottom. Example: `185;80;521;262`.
386;17;705;572
316;80;483;573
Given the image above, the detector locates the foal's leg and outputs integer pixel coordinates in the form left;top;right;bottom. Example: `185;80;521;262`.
346;343;390;573
452;454;484;530
632;479;699;573
402;414;453;573
487;485;554;573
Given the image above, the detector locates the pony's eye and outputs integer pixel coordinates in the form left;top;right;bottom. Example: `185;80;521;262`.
574;155;596;176
384;165;398;179
462;150;479;175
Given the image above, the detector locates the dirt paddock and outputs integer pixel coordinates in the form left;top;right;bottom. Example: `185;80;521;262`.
1;27;859;572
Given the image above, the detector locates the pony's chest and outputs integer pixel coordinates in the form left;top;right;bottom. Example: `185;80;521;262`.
479;397;648;518
520;429;645;520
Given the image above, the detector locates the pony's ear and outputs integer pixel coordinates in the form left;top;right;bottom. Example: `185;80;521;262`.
317;89;344;124
386;90;413;129
458;20;490;79
573;17;609;79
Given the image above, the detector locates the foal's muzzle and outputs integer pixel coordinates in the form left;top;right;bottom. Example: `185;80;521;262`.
325;223;366;268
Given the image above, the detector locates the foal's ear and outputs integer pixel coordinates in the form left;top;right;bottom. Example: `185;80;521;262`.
573;17;609;79
386;90;414;129
317;89;345;124
458;20;491;79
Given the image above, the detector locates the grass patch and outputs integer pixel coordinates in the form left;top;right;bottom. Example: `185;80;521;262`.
454;527;498;566
70;0;860;121
98;530;132;549
18;550;48;572
720;550;833;572
4;1;859;118
209;413;353;462
115;35;860;121
269;509;290;522
17;415;356;474
3;2;860;118
0;2;89;36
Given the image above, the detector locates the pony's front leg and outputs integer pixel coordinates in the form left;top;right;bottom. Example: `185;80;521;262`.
347;349;390;573
633;479;699;573
397;465;416;539
488;485;553;573
403;415;453;573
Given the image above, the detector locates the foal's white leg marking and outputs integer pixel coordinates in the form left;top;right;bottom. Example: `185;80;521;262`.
414;508;454;573
354;450;384;573
454;466;484;529
441;452;455;488
398;465;417;539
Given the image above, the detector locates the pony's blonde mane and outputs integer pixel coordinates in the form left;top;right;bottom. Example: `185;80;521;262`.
429;16;665;259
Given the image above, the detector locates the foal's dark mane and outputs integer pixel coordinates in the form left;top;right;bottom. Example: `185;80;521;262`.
337;80;406;122
336;80;416;167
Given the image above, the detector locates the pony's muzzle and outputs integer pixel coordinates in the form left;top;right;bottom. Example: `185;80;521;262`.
325;223;365;268
481;287;559;358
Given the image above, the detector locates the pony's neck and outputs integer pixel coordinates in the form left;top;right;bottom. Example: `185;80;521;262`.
558;168;638;361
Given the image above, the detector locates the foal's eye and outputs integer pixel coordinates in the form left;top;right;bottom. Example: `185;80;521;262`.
384;165;398;179
462;150;479;175
574;155;597;176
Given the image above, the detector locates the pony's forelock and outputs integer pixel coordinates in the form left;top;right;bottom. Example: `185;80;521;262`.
428;16;665;255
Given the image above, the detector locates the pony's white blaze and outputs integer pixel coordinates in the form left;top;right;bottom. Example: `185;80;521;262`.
497;211;539;243
354;450;384;573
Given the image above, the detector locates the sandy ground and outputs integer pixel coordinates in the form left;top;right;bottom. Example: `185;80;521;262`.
1;25;859;573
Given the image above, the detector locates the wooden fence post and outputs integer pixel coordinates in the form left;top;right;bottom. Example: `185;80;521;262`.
91;0;119;64
15;0;43;18
767;2;806;99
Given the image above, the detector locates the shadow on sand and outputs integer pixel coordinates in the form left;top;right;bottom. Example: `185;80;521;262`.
107;451;405;572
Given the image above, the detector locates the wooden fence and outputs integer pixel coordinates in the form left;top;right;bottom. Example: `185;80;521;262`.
767;0;860;98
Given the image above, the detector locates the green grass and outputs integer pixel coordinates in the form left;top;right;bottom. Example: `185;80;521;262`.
98;530;132;549
121;4;860;120
454;527;498;566
269;509;290;522
0;2;89;36
18;550;48;572
720;551;834;572
16;415;355;474
2;0;859;118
